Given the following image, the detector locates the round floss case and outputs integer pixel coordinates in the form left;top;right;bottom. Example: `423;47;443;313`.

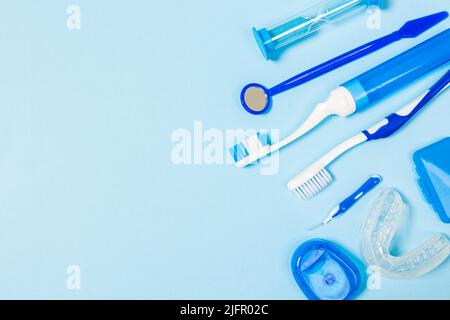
291;239;362;300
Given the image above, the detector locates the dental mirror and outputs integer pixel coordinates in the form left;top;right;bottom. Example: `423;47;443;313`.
240;83;271;115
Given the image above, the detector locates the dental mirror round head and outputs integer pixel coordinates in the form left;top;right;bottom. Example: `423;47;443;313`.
241;83;271;115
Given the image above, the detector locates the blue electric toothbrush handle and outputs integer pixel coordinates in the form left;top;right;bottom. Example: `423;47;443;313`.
269;33;399;95
268;11;449;96
332;176;382;219
364;69;450;141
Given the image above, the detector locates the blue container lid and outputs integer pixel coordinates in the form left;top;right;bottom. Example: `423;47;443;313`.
291;239;361;300
413;137;450;224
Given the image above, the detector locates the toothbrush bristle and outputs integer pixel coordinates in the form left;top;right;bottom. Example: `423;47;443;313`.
229;132;271;163
294;169;333;199
244;134;264;154
230;142;249;163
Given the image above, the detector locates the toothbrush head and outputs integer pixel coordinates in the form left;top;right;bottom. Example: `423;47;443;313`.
229;132;271;168
241;83;271;115
288;168;333;199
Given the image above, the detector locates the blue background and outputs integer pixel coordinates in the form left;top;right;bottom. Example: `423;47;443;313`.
0;0;448;299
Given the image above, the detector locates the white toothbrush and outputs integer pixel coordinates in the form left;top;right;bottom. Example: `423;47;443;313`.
288;70;450;199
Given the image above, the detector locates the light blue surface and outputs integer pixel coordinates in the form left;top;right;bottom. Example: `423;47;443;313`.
0;0;448;299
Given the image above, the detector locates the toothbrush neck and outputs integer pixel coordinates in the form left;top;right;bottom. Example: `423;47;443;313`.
273;87;356;151
275;106;331;150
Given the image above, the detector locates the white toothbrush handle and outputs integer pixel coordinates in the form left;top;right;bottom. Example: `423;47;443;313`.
317;133;368;167
271;87;356;151
271;105;330;151
288;133;367;190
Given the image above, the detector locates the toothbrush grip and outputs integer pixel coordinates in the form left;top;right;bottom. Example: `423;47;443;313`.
332;176;382;219
363;70;450;141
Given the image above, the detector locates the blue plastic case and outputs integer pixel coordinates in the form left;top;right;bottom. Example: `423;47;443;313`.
413;137;450;224
291;239;361;300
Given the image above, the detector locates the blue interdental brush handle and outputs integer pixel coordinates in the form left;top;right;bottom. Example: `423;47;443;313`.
268;11;448;97
331;176;382;220
308;176;381;231
364;69;450;141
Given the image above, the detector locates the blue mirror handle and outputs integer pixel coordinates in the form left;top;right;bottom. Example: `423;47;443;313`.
269;33;400;96
267;12;448;97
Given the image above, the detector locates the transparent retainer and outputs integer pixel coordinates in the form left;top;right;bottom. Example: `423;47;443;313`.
361;189;450;280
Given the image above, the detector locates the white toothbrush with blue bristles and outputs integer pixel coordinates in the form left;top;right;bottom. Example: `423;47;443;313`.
289;69;450;199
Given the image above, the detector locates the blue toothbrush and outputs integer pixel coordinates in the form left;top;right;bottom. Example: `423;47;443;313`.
289;69;450;200
241;11;449;115
307;176;382;231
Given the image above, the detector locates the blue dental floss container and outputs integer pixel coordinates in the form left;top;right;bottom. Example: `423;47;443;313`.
291;239;362;300
413;137;450;224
